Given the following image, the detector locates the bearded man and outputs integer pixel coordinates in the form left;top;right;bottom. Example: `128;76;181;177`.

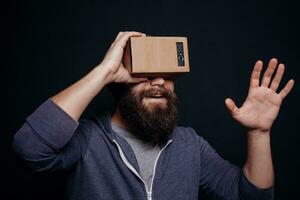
13;31;294;200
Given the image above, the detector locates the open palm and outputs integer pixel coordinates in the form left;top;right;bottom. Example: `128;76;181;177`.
225;58;294;132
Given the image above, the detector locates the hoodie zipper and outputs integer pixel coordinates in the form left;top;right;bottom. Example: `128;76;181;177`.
112;139;172;200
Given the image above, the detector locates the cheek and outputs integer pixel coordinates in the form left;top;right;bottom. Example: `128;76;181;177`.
130;83;147;96
165;82;174;92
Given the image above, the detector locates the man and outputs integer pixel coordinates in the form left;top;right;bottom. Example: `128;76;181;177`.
13;31;294;200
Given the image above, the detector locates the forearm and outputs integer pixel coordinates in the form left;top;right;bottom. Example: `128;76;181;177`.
243;130;274;189
13;64;112;167
51;64;112;121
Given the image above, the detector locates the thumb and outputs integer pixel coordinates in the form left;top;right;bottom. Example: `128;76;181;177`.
225;98;239;115
128;77;148;83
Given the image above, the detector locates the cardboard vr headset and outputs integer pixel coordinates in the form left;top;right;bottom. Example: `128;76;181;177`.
122;36;190;79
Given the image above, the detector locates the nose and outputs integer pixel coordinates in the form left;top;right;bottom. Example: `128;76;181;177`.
149;77;165;87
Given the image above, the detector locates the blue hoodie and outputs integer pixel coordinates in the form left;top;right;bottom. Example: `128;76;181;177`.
13;98;273;200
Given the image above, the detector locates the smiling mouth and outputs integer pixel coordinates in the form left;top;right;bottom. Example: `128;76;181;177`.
143;95;167;106
144;95;166;101
147;95;164;98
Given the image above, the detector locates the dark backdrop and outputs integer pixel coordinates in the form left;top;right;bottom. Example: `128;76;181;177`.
4;0;299;199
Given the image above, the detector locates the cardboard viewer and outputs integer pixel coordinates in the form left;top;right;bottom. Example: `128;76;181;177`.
122;36;190;79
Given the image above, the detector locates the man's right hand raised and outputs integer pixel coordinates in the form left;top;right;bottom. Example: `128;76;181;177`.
99;31;148;84
50;31;148;121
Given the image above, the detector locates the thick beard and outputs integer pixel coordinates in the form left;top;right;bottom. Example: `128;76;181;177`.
118;86;179;144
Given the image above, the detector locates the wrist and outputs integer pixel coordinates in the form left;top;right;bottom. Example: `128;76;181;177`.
94;64;115;85
246;129;271;146
244;129;274;188
246;128;270;136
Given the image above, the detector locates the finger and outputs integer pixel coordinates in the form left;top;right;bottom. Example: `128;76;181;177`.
115;31;145;48
109;32;126;48
115;31;125;40
261;58;278;87
114;31;128;44
270;63;285;92
250;60;263;88
225;98;239;115
279;79;295;99
111;31;145;50
116;31;145;45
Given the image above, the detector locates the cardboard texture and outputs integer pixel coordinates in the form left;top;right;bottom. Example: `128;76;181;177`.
122;36;190;78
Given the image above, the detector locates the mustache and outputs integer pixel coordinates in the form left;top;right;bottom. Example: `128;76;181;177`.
140;87;173;98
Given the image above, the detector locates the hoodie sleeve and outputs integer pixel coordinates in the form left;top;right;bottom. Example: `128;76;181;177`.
195;129;274;200
12;98;91;172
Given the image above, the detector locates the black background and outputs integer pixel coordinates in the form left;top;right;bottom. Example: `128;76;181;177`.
4;0;299;199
